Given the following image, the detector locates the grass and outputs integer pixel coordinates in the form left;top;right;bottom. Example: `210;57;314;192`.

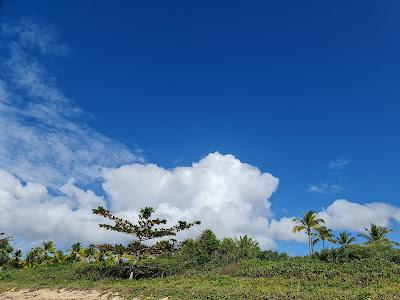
1;260;400;300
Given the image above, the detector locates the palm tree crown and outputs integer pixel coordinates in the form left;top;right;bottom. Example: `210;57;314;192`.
336;231;356;247
358;224;398;245
42;241;56;259
313;226;335;249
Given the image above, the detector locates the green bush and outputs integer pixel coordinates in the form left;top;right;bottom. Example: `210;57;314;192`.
258;249;288;261
75;257;181;280
179;230;269;267
316;243;400;263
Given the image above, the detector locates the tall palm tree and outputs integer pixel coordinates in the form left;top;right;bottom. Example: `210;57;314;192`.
292;211;325;256
42;241;56;259
358;224;398;245
336;231;356;247
313;226;335;250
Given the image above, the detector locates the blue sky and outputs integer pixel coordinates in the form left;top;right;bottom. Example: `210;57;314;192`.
1;1;399;254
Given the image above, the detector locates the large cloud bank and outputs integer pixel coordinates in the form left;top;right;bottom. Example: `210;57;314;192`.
2;151;399;250
0;152;281;248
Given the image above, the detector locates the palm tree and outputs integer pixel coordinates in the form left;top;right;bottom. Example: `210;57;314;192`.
83;245;97;263
313;226;335;250
42;241;56;259
53;250;65;264
13;249;22;262
25;247;44;268
69;242;83;262
336;231;356;247
358;224;398;245
292;211;325;256
11;249;23;268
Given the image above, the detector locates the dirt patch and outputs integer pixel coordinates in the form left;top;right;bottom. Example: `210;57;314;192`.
0;289;126;300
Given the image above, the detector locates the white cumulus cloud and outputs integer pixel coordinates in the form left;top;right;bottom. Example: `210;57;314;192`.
0;153;280;249
102;152;280;248
319;199;400;232
0;169;119;246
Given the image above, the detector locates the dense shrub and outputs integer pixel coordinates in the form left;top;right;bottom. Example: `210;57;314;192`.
218;256;400;281
316;243;400;263
75;257;181;280
258;249;288;261
179;230;268;267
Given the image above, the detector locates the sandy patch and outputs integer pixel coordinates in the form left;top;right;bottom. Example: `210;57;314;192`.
0;289;169;300
0;289;125;300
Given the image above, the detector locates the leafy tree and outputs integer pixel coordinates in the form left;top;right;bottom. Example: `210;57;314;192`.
358;224;398;246
0;234;13;268
93;206;200;261
235;235;261;259
313;226;335;250
179;230;220;266
219;237;237;262
292;211;325;256
335;231;356;248
197;229;220;264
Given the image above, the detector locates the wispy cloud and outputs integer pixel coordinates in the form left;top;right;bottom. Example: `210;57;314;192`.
0;18;142;188
306;183;344;194
329;159;351;171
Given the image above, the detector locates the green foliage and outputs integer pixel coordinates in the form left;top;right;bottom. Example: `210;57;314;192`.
2;257;400;300
316;243;400;264
25;247;45;268
180;230;267;267
179;230;221;267
75;256;181;280
2;209;400;300
258;249;288;261
336;231;357;247
359;223;398;245
0;235;13;267
92;206;200;260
